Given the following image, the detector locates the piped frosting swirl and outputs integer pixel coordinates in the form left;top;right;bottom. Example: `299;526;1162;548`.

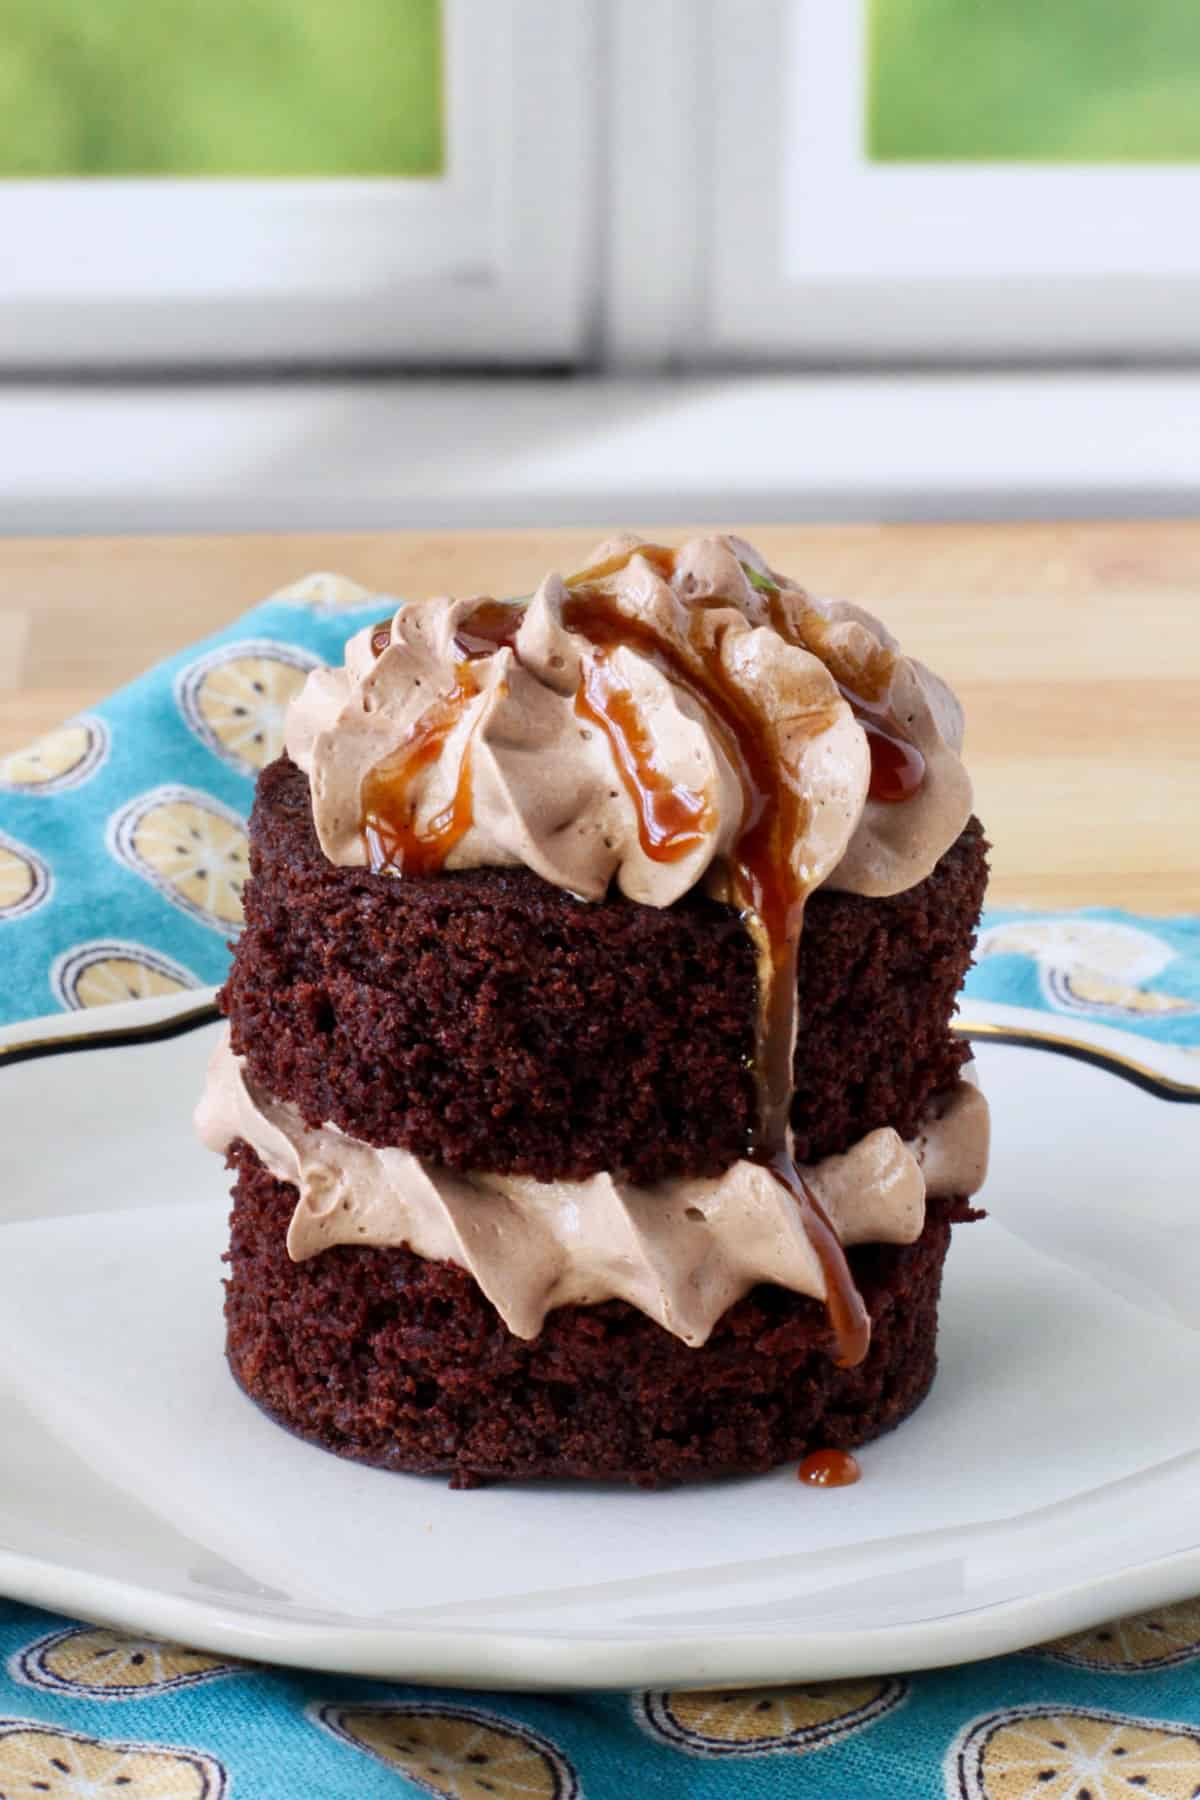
285;534;972;907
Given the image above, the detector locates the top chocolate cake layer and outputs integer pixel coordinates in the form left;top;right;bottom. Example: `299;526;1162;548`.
220;755;987;1185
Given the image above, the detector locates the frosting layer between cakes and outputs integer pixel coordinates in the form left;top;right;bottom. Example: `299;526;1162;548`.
198;1030;989;1346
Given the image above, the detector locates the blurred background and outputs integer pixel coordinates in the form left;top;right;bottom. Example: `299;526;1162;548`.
1;0;1198;531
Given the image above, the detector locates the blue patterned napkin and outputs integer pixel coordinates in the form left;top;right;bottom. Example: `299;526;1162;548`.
3;573;1199;1798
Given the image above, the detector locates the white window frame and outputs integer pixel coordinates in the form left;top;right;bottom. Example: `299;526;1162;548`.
0;0;596;368
606;0;1200;366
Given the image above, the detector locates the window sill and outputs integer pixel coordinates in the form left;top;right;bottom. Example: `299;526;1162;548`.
0;370;1195;536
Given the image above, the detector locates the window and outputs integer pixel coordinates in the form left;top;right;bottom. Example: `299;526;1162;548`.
8;0;1199;371
612;0;1200;364
0;0;595;366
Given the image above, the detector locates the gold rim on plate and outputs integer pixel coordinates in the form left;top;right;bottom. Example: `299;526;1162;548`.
1;997;1196;1100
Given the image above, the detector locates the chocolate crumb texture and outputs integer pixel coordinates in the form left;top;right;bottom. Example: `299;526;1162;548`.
220;756;988;1183
225;1141;976;1488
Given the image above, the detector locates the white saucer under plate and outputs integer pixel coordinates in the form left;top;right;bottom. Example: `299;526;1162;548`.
1;990;1197;1691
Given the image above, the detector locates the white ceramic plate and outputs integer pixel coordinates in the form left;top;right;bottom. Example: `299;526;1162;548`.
1;991;1198;1691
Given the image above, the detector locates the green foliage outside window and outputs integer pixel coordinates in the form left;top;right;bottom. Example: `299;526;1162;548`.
869;0;1200;162
0;0;442;177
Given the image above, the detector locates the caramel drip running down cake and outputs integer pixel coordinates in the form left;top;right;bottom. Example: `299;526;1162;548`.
197;534;990;1486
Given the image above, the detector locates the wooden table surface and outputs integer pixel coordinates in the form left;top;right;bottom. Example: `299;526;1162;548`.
1;522;1196;912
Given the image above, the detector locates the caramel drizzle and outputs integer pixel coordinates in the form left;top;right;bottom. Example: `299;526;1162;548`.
837;684;926;803
452;599;525;660
363;603;524;874
568;542;679;589
575;656;713;863
361;665;480;876
751;573;927;806
562;555;870;1367
372;601;525;664
359;546;931;1366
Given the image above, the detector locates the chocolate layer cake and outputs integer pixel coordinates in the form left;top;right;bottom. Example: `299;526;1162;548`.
199;532;990;1487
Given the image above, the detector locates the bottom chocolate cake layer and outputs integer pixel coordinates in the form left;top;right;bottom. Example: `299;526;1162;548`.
224;1142;980;1487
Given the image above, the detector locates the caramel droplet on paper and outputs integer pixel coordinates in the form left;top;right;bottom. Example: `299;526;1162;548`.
798;1448;862;1488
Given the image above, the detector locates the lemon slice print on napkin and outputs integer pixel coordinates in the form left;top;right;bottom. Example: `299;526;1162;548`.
51;940;200;1010
1047;964;1195;1019
0;829;51;920
948;1703;1200;1799
977;918;1195;1022
636;1679;907;1757
268;571;375;611
312;1703;578;1799
108;786;248;931
0;1721;225;1799
0;717;109;795
177;641;319;777
13;1625;236;1697
1041;1598;1200;1673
